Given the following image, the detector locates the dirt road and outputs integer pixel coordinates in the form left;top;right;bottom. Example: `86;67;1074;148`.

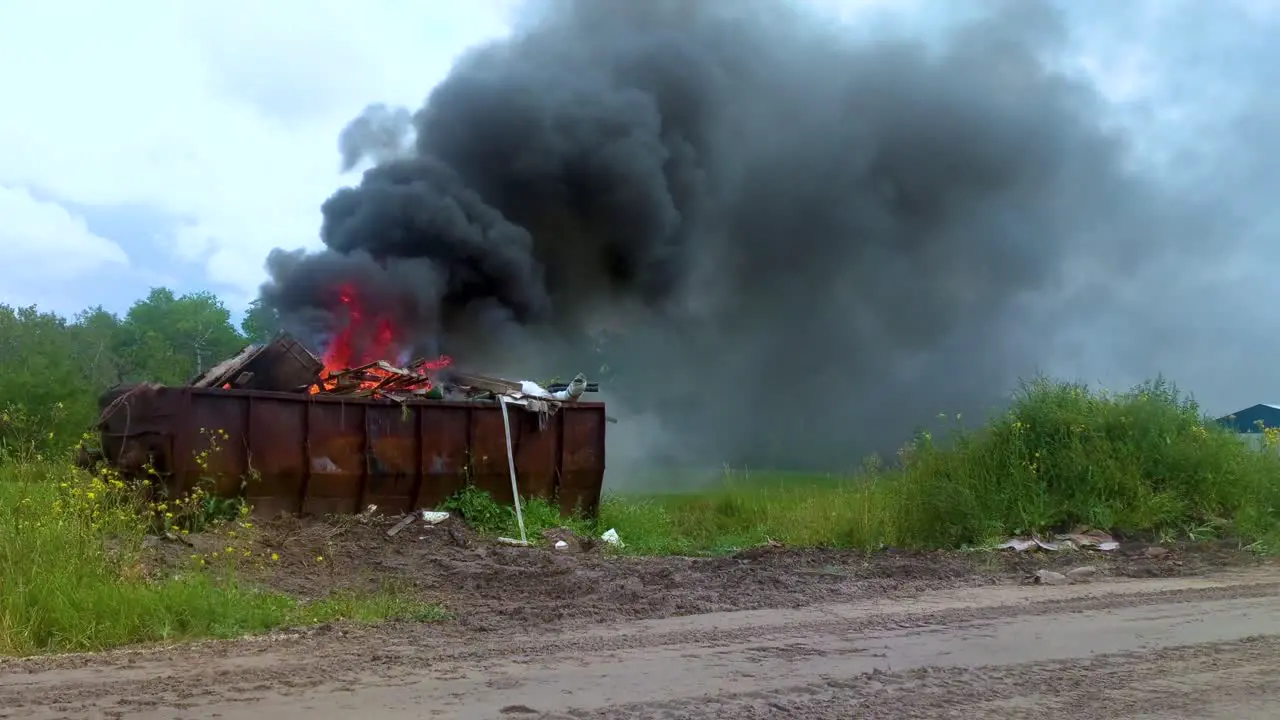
3;565;1278;719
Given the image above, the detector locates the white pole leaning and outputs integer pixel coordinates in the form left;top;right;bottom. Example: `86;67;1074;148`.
498;396;528;545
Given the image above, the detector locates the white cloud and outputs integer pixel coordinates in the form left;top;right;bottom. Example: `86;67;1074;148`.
0;0;516;307
0;185;128;290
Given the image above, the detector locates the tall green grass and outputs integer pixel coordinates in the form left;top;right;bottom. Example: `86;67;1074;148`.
450;378;1280;555
886;377;1280;548
0;462;445;656
3;375;1276;654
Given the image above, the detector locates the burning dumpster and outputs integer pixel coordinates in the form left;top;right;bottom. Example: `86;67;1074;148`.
93;333;607;519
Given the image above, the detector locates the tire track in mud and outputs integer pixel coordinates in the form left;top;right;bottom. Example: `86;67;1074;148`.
2;571;1278;718
563;637;1280;719
9;572;1280;673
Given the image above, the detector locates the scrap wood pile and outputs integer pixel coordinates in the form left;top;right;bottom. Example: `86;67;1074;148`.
188;332;597;406
314;357;453;400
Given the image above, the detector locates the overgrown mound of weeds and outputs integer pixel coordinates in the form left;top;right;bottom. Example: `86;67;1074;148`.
0;460;445;656
439;378;1280;557
891;377;1280;548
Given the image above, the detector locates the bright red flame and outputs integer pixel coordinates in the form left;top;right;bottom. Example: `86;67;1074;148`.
311;283;451;396
322;283;399;372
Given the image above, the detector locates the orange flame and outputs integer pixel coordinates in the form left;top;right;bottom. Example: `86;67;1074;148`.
309;283;451;395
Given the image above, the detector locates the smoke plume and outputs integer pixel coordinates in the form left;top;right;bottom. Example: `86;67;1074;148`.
259;0;1216;472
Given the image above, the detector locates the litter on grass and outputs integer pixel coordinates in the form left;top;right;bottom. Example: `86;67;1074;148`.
997;528;1120;553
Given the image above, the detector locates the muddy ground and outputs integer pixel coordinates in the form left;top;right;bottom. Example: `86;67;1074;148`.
4;515;1276;718
1;530;1276;718
149;513;1264;632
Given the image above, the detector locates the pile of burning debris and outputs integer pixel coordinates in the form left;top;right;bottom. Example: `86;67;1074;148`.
189;332;597;407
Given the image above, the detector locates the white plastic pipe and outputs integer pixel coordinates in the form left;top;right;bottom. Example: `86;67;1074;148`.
498;396;528;544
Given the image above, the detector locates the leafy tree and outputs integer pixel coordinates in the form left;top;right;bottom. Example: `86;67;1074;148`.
241;298;282;344
70;306;125;388
0;289;256;459
114;288;247;385
0;305;99;457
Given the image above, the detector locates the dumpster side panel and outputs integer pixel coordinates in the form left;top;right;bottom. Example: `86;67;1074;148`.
97;384;180;479
416;405;470;510
99;387;607;518
304;402;366;516
461;406;562;507
185;393;248;499
366;405;418;513
245;396;308;517
559;405;607;516
512;409;560;503
469;409;510;504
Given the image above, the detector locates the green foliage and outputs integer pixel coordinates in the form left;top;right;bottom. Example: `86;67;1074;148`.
885;376;1280;548
591;479;892;555
0;307;97;454
4;288;1280;652
441;379;1280;556
0;288;262;461
114;288;247;386
0;461;446;655
240;298;282;344
440;485;512;534
439;486;596;541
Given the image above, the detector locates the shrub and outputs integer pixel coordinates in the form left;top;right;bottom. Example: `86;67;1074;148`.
888;377;1280;547
577;377;1280;555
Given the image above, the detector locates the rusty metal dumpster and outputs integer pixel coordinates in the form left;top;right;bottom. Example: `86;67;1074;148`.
95;385;607;518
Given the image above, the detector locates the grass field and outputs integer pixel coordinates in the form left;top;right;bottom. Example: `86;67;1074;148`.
0;461;447;656
467;377;1280;555
1;376;1278;655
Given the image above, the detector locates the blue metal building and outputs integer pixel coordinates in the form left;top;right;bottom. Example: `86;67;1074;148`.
1215;404;1280;434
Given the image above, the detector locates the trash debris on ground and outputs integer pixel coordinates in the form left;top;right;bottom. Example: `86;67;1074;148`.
386;510;452;538
540;527;594;552
1065;566;1100;581
1027;566;1103;586
1055;528;1121;551
601;528;623;547
1032;569;1071;585
996;528;1119;553
497;537;530;547
385;514;419;538
734;537;787;561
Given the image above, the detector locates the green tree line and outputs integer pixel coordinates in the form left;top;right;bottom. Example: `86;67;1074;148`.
0;289;280;460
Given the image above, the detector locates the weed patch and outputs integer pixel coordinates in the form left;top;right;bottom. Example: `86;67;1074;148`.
0;462;445;656
446;378;1280;556
886;377;1280;549
441;485;596;541
3;375;1276;654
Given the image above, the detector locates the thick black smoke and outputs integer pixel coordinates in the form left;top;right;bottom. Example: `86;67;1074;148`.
260;0;1186;472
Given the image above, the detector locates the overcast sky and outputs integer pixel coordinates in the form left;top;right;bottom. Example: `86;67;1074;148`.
1;0;1277;410
0;0;518;317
